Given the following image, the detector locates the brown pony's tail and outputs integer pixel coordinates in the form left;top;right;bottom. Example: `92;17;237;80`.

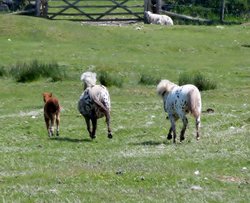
188;87;202;118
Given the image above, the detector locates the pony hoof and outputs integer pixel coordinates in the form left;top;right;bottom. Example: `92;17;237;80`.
180;137;185;142
90;135;96;139
167;134;172;140
108;133;113;139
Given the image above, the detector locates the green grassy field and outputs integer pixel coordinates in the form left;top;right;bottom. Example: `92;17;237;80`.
0;15;250;202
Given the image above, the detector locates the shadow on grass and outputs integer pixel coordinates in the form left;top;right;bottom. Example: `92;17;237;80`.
50;136;92;143
131;140;170;146
132;140;192;146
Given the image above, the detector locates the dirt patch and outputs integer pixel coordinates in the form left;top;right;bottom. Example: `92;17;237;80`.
242;22;250;26
217;175;249;184
80;20;142;26
0;109;43;119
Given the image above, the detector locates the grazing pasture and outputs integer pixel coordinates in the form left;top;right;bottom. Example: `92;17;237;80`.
0;15;249;202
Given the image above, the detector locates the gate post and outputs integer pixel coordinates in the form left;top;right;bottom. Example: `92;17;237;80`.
155;0;161;14
35;0;41;16
144;0;162;13
35;0;48;17
144;0;162;23
220;0;225;22
144;0;151;23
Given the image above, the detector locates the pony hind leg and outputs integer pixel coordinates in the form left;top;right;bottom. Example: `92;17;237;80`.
180;116;188;142
50;114;56;136
90;117;97;139
94;99;112;139
195;116;201;140
169;117;177;144
84;117;92;138
167;126;173;140
44;115;51;137
105;112;112;139
55;112;60;136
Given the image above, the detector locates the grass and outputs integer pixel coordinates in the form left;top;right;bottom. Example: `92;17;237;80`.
0;14;250;202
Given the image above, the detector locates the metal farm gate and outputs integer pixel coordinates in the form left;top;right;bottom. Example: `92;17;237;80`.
38;0;145;21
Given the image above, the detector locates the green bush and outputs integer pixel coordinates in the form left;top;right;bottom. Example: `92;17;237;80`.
139;74;160;86
178;71;217;91
9;60;66;82
0;66;6;77
98;71;123;88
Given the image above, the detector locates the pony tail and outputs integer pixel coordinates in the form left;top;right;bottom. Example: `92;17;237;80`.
188;88;202;118
81;72;97;88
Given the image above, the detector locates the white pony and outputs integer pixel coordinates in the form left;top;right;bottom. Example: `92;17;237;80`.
144;11;173;26
157;80;201;143
78;72;112;139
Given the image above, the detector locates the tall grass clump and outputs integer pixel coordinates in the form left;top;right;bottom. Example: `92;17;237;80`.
139;73;160;86
98;71;123;87
9;60;66;82
0;66;6;77
179;71;216;91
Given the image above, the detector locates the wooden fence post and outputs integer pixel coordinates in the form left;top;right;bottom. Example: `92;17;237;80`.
42;0;48;17
144;0;161;13
155;0;161;14
35;0;48;17
144;0;151;12
220;0;225;23
144;0;150;23
35;0;41;16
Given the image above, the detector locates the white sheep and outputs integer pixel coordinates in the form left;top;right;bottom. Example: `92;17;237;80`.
145;11;173;26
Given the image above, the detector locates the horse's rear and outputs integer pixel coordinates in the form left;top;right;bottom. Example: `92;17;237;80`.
43;93;60;137
78;83;112;139
90;85;111;118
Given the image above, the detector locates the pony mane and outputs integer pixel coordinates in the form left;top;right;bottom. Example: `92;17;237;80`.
156;80;177;96
80;71;97;88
